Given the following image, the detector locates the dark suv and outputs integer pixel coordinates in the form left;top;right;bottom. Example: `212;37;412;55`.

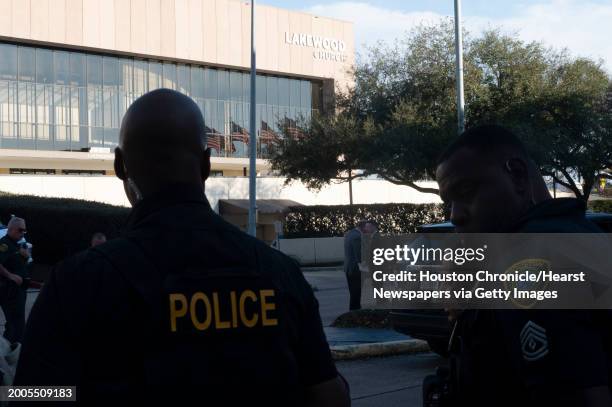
389;211;612;356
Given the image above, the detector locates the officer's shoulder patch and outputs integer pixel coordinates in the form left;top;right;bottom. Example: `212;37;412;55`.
520;320;549;362
0;244;7;253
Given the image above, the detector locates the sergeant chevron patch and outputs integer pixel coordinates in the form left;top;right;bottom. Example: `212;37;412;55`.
520;321;549;362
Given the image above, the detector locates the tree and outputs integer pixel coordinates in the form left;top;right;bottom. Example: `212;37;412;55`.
510;58;612;201
272;21;612;201
467;32;612;202
268;113;366;204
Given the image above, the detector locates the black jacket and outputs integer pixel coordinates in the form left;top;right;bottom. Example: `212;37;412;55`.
15;184;337;405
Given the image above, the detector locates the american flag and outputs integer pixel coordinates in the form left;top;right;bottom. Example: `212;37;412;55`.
283;117;306;140
260;121;281;146
205;125;222;152
230;121;249;145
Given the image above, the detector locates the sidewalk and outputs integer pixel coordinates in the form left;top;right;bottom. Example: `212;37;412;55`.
302;268;430;360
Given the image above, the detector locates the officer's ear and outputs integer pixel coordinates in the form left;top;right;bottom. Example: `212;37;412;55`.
114;147;127;181
504;158;530;194
201;148;211;183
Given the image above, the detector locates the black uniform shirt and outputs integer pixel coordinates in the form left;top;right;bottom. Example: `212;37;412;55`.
454;198;611;406
14;184;337;405
0;234;28;280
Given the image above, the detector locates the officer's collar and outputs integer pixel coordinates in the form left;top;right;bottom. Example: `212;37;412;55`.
126;183;212;229
510;197;585;231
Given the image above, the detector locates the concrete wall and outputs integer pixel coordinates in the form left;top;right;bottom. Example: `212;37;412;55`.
0;0;354;91
0;175;442;209
278;237;344;265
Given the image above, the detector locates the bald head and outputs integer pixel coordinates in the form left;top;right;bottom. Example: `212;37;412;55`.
7;217;26;241
114;89;211;204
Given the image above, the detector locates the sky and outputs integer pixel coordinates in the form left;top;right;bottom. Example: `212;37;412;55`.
261;0;612;71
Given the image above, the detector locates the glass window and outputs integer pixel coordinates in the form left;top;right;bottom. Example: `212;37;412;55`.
0;81;14;139
256;75;266;104
17;82;35;143
133;60;148;94
148;61;162;90
230;71;242;101
54;51;70;85
87;55;102;86
312;81;322;112
53;85;68;144
18;47;35;82
203;99;217;132
103;88;115;127
0;44;17;80
268;105;278;131
266;76;278;106
77;87;88;148
203;68;217;99
289;79;300;109
217;70;229;100
300;80;311;109
103;56;120;87
35;85;50;146
177;64;190;95
242;72;250;102
2;82;18;141
104;128;118;147
69;103;80;146
278;78;289;107
87;87;103;128
69;86;80;130
217;100;226;134
36;49;53;84
119;58;133;93
191;66;205;98
69;53;86;86
162;62;177;90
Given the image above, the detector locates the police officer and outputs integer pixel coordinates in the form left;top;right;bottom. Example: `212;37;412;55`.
0;217;30;344
15;89;350;406
433;125;612;406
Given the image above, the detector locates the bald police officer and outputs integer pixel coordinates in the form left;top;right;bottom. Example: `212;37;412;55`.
0;217;29;344
433;125;612;406
15;89;350;406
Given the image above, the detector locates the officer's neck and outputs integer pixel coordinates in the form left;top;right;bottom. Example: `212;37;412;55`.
137;179;205;202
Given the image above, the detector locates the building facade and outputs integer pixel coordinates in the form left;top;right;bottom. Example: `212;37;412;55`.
0;0;354;176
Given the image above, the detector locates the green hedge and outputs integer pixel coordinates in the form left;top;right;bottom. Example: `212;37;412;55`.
0;192;130;266
588;200;612;213
283;203;446;238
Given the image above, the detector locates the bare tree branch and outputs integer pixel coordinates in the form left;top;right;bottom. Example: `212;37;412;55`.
558;168;584;198
379;174;440;194
542;170;582;197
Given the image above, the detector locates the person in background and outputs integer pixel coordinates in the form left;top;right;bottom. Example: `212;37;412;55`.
343;220;378;311
0;217;30;344
90;232;107;247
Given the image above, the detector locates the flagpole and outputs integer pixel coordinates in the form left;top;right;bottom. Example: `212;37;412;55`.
248;0;257;237
454;0;465;135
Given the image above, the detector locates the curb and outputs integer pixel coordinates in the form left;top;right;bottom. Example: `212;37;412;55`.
330;339;429;361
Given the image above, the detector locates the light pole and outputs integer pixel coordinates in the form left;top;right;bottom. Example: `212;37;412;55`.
454;0;465;135
248;0;257;236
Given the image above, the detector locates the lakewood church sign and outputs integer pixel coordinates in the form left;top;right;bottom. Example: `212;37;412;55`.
284;32;348;63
